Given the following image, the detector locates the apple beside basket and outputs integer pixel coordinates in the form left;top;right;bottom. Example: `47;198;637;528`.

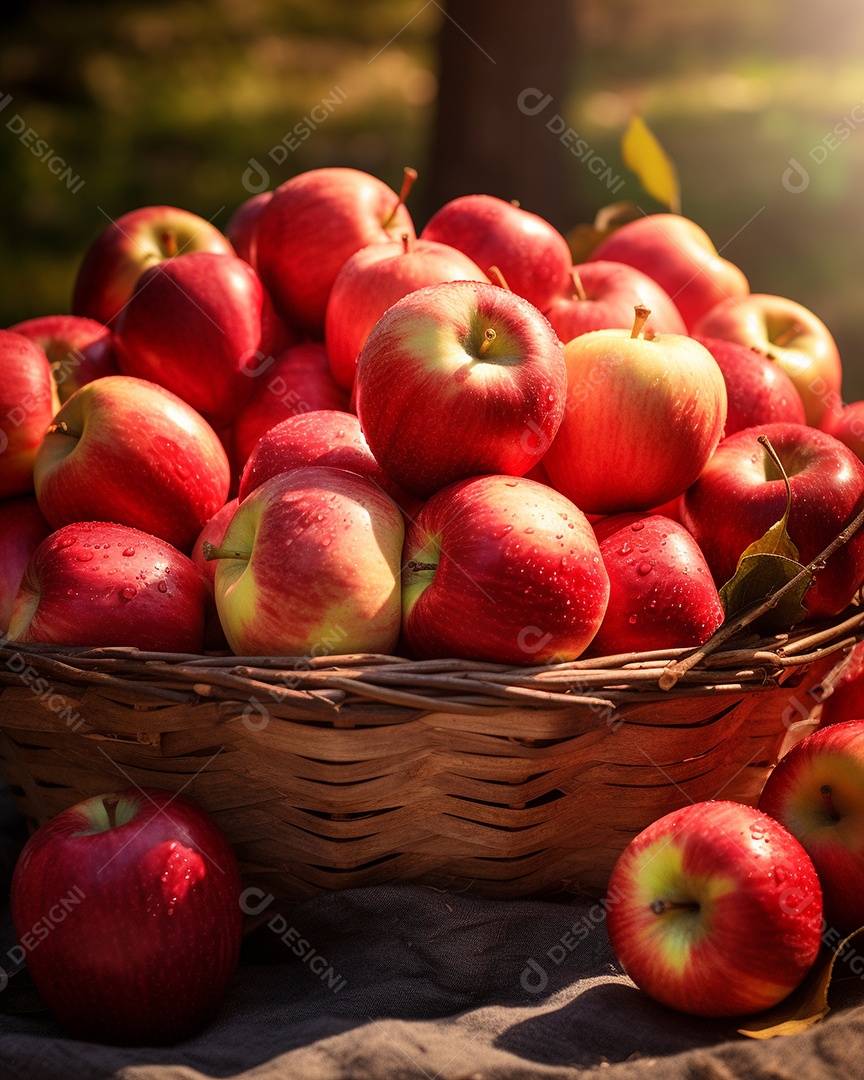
0;594;861;903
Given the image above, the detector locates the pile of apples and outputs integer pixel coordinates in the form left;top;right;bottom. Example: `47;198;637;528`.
4;164;864;667
5;164;864;1034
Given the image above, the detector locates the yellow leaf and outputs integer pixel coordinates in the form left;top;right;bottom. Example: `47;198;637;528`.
621;115;681;214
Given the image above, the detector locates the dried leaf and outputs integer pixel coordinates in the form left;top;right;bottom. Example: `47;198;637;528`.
739;926;864;1039
565;201;641;263
621;115;681;214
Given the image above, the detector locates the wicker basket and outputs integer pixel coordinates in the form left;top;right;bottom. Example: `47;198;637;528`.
1;607;862;902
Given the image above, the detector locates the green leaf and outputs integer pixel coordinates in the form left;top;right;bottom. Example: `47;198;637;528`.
719;553;811;632
620;115;681;214
718;434;812;633
738;926;864;1039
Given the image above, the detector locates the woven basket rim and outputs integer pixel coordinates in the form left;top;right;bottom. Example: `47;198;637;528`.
2;607;863;719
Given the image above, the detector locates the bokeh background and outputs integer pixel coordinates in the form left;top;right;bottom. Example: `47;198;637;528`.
2;0;864;394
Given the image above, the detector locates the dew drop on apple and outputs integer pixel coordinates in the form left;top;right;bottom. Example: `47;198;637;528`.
120;586;137;601
157;581;169;593
628;614;637;624
58;535;77;548
630;521;645;532
122;548;135;557
749;823;766;841
637;561;653;576
76;551;94;562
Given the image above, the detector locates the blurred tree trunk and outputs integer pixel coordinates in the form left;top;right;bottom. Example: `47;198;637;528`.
425;0;583;230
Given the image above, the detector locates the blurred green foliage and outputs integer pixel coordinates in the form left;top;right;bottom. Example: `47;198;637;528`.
2;0;864;395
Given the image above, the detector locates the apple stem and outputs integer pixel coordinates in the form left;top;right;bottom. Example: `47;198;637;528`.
161;230;179;258
47;421;75;437
478;328;497;356
773;323;802;348
382;167;418;229
631;305;651;339
103;794;120;830
401;233;412;255
650;899;700;915
570;267;588;303
758;434;794;536
202;541;250;562
820;784;841;821
487;265;511;290
407;560;438;572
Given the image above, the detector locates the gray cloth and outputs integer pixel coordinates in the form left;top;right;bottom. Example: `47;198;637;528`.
0;882;862;1079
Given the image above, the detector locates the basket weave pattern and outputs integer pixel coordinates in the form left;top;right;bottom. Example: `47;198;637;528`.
1;611;862;900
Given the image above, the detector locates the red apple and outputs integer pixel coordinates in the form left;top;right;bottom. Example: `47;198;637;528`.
355;280;567;499
0;330;61;498
542;308;727;514
8;314;119;402
33;375;230;554
543;261;687;342
11;787;242;1044
821;401;864;465
759;720;864;937
113;251;263;428
231;344;350;470
607;800;823;1017
588;213;750;331
192;498;239;585
818;642;864;728
692;294;841;427
692;335;807;436
420;193;572;313
681;422;864;619
401;474;609;665
325;235;487;391
206;466;404;657
72;205;235;328
226;191;272;268
0;496;52;634
590;513;724;655
256;167;416;335
237;410;410;509
8;521;209;651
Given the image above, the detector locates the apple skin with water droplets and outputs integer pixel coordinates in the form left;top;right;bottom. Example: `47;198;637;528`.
589;513;724;656
7;521;209;652
10;787;242;1045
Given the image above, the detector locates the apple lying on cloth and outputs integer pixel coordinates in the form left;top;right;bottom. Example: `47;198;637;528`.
206;466;403;657
542;307;727;515
11;788;242;1045
355;280;567;499
401;474;609;665
759;720;864;937
7;521;210;651
34;375;230;554
606;800;823;1017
